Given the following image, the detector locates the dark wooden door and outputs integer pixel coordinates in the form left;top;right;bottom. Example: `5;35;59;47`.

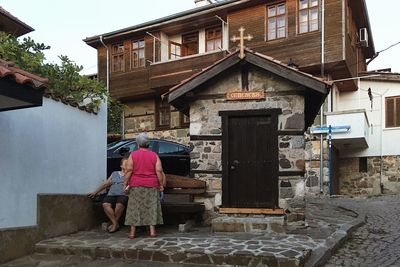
220;109;280;209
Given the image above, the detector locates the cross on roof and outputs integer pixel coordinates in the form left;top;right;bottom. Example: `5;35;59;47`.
231;27;253;59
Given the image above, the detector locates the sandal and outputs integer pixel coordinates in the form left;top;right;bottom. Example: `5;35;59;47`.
128;233;136;239
149;232;157;238
108;224;119;233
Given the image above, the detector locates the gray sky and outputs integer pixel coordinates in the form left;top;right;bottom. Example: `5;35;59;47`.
2;0;399;74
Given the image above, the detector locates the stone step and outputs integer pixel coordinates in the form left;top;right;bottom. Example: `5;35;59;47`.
34;228;313;267
211;215;286;234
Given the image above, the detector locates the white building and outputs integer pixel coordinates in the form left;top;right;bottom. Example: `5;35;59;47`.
326;72;400;195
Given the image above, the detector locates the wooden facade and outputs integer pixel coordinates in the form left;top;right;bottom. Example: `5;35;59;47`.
85;0;375;135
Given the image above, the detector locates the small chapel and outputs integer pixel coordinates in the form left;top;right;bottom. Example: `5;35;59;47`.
165;36;331;231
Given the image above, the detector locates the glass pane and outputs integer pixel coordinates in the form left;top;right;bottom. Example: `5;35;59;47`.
277;28;286;38
268;6;276;17
215;39;222;49
138;49;144;58
207;40;214;51
277;16;285;28
277;4;285;15
132;41;138;49
310;0;318;7
159;142;180;155
310;20;318;31
139;40;145;48
310;8;318;20
300;22;308;33
176;46;181;55
299;0;308;9
268;18;276;28
118;45;124;52
268;30;276;40
299;10;308;22
139;58;145;67
125;142;137;152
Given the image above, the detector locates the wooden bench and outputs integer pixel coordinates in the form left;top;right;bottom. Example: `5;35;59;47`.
161;174;207;225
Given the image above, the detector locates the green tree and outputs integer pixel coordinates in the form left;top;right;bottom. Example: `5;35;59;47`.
0;31;107;110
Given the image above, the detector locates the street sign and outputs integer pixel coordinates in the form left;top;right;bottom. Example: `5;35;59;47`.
310;125;350;134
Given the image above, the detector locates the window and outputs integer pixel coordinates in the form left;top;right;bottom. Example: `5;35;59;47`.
157;98;171;128
169;41;181;59
182;32;198;57
386;96;400;128
359;157;368;173
158;142;185;155
298;0;319;34
111;43;124;72
267;3;286;40
206;27;222;51
131;39;145;68
180;112;190;126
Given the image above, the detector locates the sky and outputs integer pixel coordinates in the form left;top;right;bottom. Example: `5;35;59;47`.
1;0;400;74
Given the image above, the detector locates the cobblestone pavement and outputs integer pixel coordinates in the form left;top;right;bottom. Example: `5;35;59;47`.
1;198;363;267
324;195;400;267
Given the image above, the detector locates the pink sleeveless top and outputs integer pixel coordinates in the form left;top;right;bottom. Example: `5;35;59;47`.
129;149;159;188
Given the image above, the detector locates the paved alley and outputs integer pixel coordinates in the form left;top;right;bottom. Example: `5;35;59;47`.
325;195;400;267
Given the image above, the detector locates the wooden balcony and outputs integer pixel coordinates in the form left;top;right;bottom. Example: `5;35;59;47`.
109;51;226;100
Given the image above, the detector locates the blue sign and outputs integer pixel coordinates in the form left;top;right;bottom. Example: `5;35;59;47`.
310;125;350;134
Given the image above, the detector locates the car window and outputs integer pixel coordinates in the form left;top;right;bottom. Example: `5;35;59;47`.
149;141;156;152
121;142;137;152
107;140;128;150
158;142;185;155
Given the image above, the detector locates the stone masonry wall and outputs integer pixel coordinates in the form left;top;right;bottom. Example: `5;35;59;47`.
339;156;400;195
188;68;307;223
124;99;188;139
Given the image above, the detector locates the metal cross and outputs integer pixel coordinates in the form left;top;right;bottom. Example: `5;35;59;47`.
231;27;253;59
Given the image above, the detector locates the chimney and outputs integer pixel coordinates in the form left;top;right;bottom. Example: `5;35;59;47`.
195;0;211;7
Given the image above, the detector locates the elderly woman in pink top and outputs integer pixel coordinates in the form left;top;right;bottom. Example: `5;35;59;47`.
124;133;166;239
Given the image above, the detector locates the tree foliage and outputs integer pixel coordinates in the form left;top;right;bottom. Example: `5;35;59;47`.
108;98;123;134
0;31;107;110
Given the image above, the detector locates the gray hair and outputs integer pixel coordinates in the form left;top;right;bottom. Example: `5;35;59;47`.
136;133;150;148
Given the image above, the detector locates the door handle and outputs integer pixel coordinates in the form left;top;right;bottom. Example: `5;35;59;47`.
230;160;240;170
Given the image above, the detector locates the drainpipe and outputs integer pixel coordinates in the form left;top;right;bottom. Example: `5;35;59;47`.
319;0;325;194
99;36;110;93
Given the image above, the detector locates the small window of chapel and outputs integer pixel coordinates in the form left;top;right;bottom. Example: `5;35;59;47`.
131;39;145;68
267;3;287;41
386;96;400;128
206;27;222;52
157;98;171;129
111;43;124;72
298;0;319;34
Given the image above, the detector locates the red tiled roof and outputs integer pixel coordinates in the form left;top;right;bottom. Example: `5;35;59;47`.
0;59;97;114
0;59;48;89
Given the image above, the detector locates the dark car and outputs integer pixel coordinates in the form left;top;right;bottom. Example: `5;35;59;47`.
107;139;191;177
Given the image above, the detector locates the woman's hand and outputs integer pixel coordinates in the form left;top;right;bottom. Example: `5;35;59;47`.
87;192;97;198
159;185;164;192
124;185;130;194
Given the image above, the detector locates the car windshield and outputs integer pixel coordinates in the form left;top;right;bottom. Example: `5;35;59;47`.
107;140;130;150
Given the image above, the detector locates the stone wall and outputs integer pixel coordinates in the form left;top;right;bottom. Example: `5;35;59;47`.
305;137;330;195
0;194;102;264
187;68;307;223
125;128;189;145
124;99;188;138
338;156;400;195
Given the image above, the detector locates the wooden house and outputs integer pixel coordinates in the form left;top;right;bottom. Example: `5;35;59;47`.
84;0;375;141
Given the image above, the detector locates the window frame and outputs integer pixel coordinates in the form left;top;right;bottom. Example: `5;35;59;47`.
131;39;145;69
180;111;190;127
155;98;171;130
266;2;287;41
169;41;182;60
111;43;125;72
181;32;199;57
205;27;222;52
385;95;400;128
298;0;320;34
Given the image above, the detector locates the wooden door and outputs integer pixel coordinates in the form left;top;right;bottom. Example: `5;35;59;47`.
220;109;280;209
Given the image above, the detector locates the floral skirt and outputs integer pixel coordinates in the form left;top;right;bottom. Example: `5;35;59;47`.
125;187;163;226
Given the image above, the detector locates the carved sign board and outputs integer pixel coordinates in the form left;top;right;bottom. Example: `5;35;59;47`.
226;90;265;101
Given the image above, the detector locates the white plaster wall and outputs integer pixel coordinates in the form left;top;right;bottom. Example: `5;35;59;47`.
198;29;206;54
160;32;169;62
0;98;107;228
335;79;400;157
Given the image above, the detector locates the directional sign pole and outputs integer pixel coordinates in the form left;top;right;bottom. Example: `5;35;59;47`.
328;125;333;195
310;125;350;195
